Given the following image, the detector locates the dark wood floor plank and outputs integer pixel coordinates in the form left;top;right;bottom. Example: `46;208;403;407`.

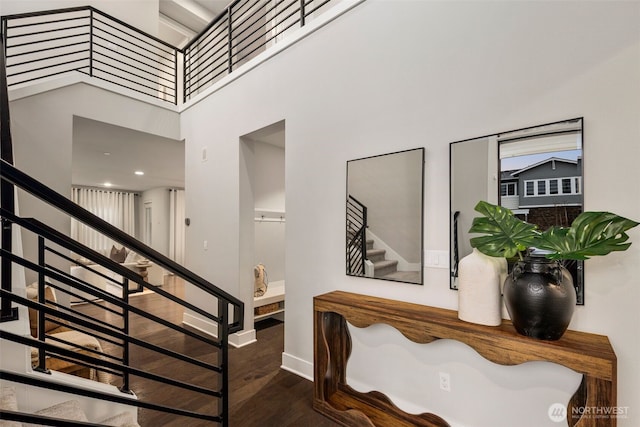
73;277;339;426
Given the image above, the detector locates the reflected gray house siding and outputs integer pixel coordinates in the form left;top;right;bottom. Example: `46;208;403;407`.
513;158;583;207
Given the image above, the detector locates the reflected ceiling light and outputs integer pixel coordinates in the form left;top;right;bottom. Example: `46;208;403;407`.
134;171;144;176
104;182;113;187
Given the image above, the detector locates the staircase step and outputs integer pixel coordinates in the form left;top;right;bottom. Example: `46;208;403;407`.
373;260;398;278
98;411;141;426
366;248;386;262
35;400;89;423
2;392;139;427
366;239;374;250
1;387;18;412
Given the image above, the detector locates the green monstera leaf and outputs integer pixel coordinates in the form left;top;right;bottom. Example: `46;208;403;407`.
469;201;540;259
538;211;640;260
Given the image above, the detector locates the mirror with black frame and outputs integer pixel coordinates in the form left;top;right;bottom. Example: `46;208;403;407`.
450;118;584;304
346;148;424;285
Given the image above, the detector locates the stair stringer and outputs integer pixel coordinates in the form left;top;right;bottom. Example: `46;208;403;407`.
2;372;137;423
1;189;35;373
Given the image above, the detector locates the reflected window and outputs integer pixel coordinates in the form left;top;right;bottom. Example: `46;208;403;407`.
526;181;534;196
501;182;517;196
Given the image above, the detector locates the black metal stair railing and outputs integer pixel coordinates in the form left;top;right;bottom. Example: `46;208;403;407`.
1;34;243;427
0;160;243;425
346;195;367;276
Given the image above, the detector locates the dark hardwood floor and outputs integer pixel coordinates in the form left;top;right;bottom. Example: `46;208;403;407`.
73;277;339;426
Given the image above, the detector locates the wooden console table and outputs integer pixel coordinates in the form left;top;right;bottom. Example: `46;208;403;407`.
313;291;617;427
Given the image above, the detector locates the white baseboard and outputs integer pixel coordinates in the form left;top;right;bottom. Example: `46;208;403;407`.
183;312;218;337
228;329;257;348
182;312;256;348
281;352;313;381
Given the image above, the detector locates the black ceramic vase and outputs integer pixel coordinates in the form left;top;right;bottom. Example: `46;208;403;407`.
503;255;576;340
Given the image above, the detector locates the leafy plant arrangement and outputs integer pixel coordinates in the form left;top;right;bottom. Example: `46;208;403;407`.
469;201;639;260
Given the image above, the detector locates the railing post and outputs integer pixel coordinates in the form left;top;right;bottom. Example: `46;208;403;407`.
173;49;178;105
0;22;18;322
360;205;367;274
227;6;233;75
89;9;94;77
300;0;306;27
35;236;49;372
183;47;189;103
218;298;229;427
120;278;131;394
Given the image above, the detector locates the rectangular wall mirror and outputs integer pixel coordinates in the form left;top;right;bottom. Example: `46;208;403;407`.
347;148;424;285
450;118;584;304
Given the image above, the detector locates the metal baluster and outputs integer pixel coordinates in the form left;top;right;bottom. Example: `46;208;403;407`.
173;50;178;104
35;236;49;372
0;24;18;322
227;6;233;75
89;9;94;77
218;298;229;427
120;277;132;394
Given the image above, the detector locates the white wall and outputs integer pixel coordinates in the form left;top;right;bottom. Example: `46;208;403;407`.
139;187;171;257
253;141;286;283
253;142;285;211
181;1;640;426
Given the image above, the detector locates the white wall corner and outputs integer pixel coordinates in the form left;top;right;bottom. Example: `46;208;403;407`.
281;352;313;381
228;329;257;348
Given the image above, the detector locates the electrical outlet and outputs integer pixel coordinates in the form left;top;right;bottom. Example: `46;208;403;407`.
439;372;451;392
203;240;208;250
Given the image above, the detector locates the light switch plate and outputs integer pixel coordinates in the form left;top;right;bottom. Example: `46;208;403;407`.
425;250;449;269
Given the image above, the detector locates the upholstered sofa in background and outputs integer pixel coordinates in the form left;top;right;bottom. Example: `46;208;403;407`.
69;246;163;302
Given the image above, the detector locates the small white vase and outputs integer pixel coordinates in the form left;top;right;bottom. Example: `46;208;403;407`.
457;248;505;326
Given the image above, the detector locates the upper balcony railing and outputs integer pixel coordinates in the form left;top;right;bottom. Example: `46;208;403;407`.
1;7;179;104
1;0;339;105
183;0;334;102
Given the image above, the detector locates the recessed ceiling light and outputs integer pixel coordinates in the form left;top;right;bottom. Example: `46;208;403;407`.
104;182;113;187
134;171;144;176
103;152;111;156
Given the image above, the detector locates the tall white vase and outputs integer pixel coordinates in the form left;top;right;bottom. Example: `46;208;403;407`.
457;248;506;326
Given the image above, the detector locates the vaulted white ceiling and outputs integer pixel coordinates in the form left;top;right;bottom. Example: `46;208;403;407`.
158;0;229;47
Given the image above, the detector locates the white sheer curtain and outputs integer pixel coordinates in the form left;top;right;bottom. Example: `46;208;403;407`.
71;187;136;254
169;189;186;264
